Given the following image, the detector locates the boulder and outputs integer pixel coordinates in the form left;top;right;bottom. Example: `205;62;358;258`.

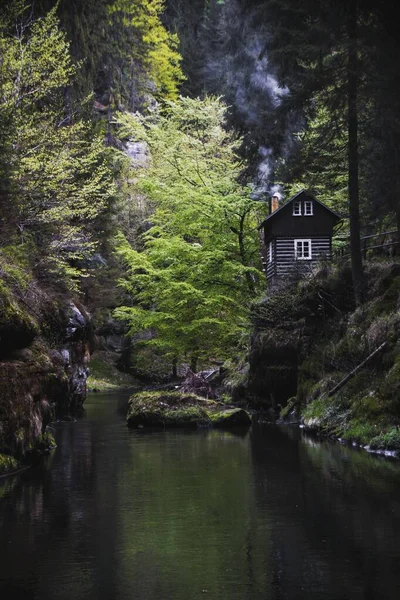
127;390;252;430
209;408;252;428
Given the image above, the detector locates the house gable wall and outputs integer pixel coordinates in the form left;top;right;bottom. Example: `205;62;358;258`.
264;197;339;240
261;191;340;284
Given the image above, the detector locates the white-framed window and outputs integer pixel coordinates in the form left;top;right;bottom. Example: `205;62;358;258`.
268;241;273;262
294;239;312;260
293;201;302;216
304;200;313;216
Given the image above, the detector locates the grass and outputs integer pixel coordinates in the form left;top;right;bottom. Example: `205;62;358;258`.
302;390;400;451
369;428;400;451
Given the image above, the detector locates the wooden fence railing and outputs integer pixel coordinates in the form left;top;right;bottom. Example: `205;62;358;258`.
334;229;399;260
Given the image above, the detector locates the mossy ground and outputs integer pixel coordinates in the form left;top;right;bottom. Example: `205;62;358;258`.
301;361;400;451
298;263;400;452
127;390;251;429
87;351;138;391
369;428;400;451
249;261;400;453
303;392;400;452
0;453;20;476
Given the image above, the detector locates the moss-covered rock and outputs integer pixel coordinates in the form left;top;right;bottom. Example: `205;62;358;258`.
127;390;252;430
0;247;94;465
369;428;400;452
0;282;39;358
209;408;252;428
32;430;57;454
1;292;91;458
278;397;300;423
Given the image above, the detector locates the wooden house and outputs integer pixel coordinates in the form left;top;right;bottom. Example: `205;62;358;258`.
259;189;341;285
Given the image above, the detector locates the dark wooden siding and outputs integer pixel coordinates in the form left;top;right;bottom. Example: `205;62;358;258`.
266;236;331;281
266;239;275;279
263;196;340;239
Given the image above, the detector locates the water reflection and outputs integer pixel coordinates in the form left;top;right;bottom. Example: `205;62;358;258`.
250;423;400;600
0;394;400;600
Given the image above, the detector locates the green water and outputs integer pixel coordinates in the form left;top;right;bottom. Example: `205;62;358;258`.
1;392;400;599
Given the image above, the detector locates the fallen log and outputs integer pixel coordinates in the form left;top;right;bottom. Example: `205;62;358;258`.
328;342;387;397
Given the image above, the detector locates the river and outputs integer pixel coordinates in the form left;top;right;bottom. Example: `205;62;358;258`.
1;392;400;600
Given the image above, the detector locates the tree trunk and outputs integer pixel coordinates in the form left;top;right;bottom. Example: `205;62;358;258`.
172;357;178;378
129;58;137;112
328;342;387;397
106;86;113;146
238;211;255;295
190;355;198;373
347;0;366;305
394;143;400;244
395;189;400;248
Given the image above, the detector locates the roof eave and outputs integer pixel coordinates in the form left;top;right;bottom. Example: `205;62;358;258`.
258;189;342;229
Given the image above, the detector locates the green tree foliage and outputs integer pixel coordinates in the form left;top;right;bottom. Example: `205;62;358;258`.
106;0;184;111
124;0;183;98
114;97;265;367
34;0;111;103
278;90;348;215
40;0;184;110
30;0;184;143
0;4;116;287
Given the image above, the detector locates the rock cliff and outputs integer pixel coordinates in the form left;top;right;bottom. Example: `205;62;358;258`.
0;282;92;471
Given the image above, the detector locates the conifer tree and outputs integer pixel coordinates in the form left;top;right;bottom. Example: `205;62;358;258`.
250;0;371;303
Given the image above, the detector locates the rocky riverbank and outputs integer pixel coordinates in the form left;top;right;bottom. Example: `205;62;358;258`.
242;262;400;453
0;276;92;474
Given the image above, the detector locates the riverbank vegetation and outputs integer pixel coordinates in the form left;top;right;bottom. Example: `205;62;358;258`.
87;351;138;392
247;262;400;451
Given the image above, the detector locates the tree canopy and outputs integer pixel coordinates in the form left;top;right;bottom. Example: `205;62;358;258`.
1;0;399;360
0;4;116;287
114;96;265;368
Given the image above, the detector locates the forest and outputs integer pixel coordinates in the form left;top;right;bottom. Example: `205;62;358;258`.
2;3;400;599
1;0;400;465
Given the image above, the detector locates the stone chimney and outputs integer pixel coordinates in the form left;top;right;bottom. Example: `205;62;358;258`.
271;194;280;213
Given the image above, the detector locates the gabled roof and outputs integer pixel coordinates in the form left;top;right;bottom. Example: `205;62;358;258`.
258;189;342;229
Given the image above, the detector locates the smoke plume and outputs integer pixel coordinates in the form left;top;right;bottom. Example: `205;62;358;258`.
201;0;289;200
